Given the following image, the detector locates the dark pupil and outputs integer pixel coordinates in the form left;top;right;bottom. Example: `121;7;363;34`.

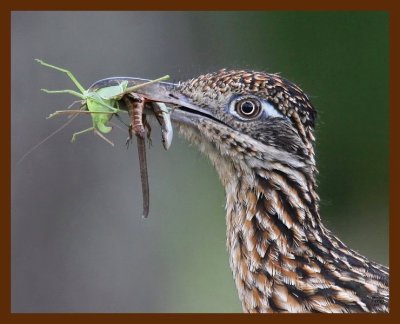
241;101;255;114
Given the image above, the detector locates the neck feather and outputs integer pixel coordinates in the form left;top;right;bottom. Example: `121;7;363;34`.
175;122;389;313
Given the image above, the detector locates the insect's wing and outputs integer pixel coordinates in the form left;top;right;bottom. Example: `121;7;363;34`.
96;85;124;100
87;92;119;112
120;80;129;89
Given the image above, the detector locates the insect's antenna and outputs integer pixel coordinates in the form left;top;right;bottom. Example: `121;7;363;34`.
16;111;80;166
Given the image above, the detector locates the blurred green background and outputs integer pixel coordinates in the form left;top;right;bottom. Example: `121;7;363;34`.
11;12;388;312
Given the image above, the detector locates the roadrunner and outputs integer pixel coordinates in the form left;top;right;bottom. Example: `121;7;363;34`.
96;70;389;313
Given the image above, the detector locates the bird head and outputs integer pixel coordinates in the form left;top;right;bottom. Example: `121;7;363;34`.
92;70;318;181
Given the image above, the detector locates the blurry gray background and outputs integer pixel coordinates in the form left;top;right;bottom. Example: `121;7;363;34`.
11;12;389;313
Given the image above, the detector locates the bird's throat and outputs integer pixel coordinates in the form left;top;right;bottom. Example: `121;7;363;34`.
175;120;389;313
223;165;389;313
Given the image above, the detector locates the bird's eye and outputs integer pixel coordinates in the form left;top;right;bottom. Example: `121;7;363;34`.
235;99;262;119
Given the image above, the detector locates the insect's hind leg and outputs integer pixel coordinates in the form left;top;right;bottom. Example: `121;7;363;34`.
35;59;86;93
41;88;85;99
94;130;114;146
70;127;114;146
71;127;95;142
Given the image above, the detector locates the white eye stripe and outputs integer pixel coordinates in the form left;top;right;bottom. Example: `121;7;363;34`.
261;100;282;118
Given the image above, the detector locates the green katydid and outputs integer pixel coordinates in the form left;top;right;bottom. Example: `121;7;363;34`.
19;60;172;218
35;59;170;145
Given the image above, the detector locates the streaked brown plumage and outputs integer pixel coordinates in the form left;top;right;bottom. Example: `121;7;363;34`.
93;69;389;313
167;70;389;313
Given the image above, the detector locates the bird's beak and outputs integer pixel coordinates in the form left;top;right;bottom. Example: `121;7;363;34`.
88;77;214;127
